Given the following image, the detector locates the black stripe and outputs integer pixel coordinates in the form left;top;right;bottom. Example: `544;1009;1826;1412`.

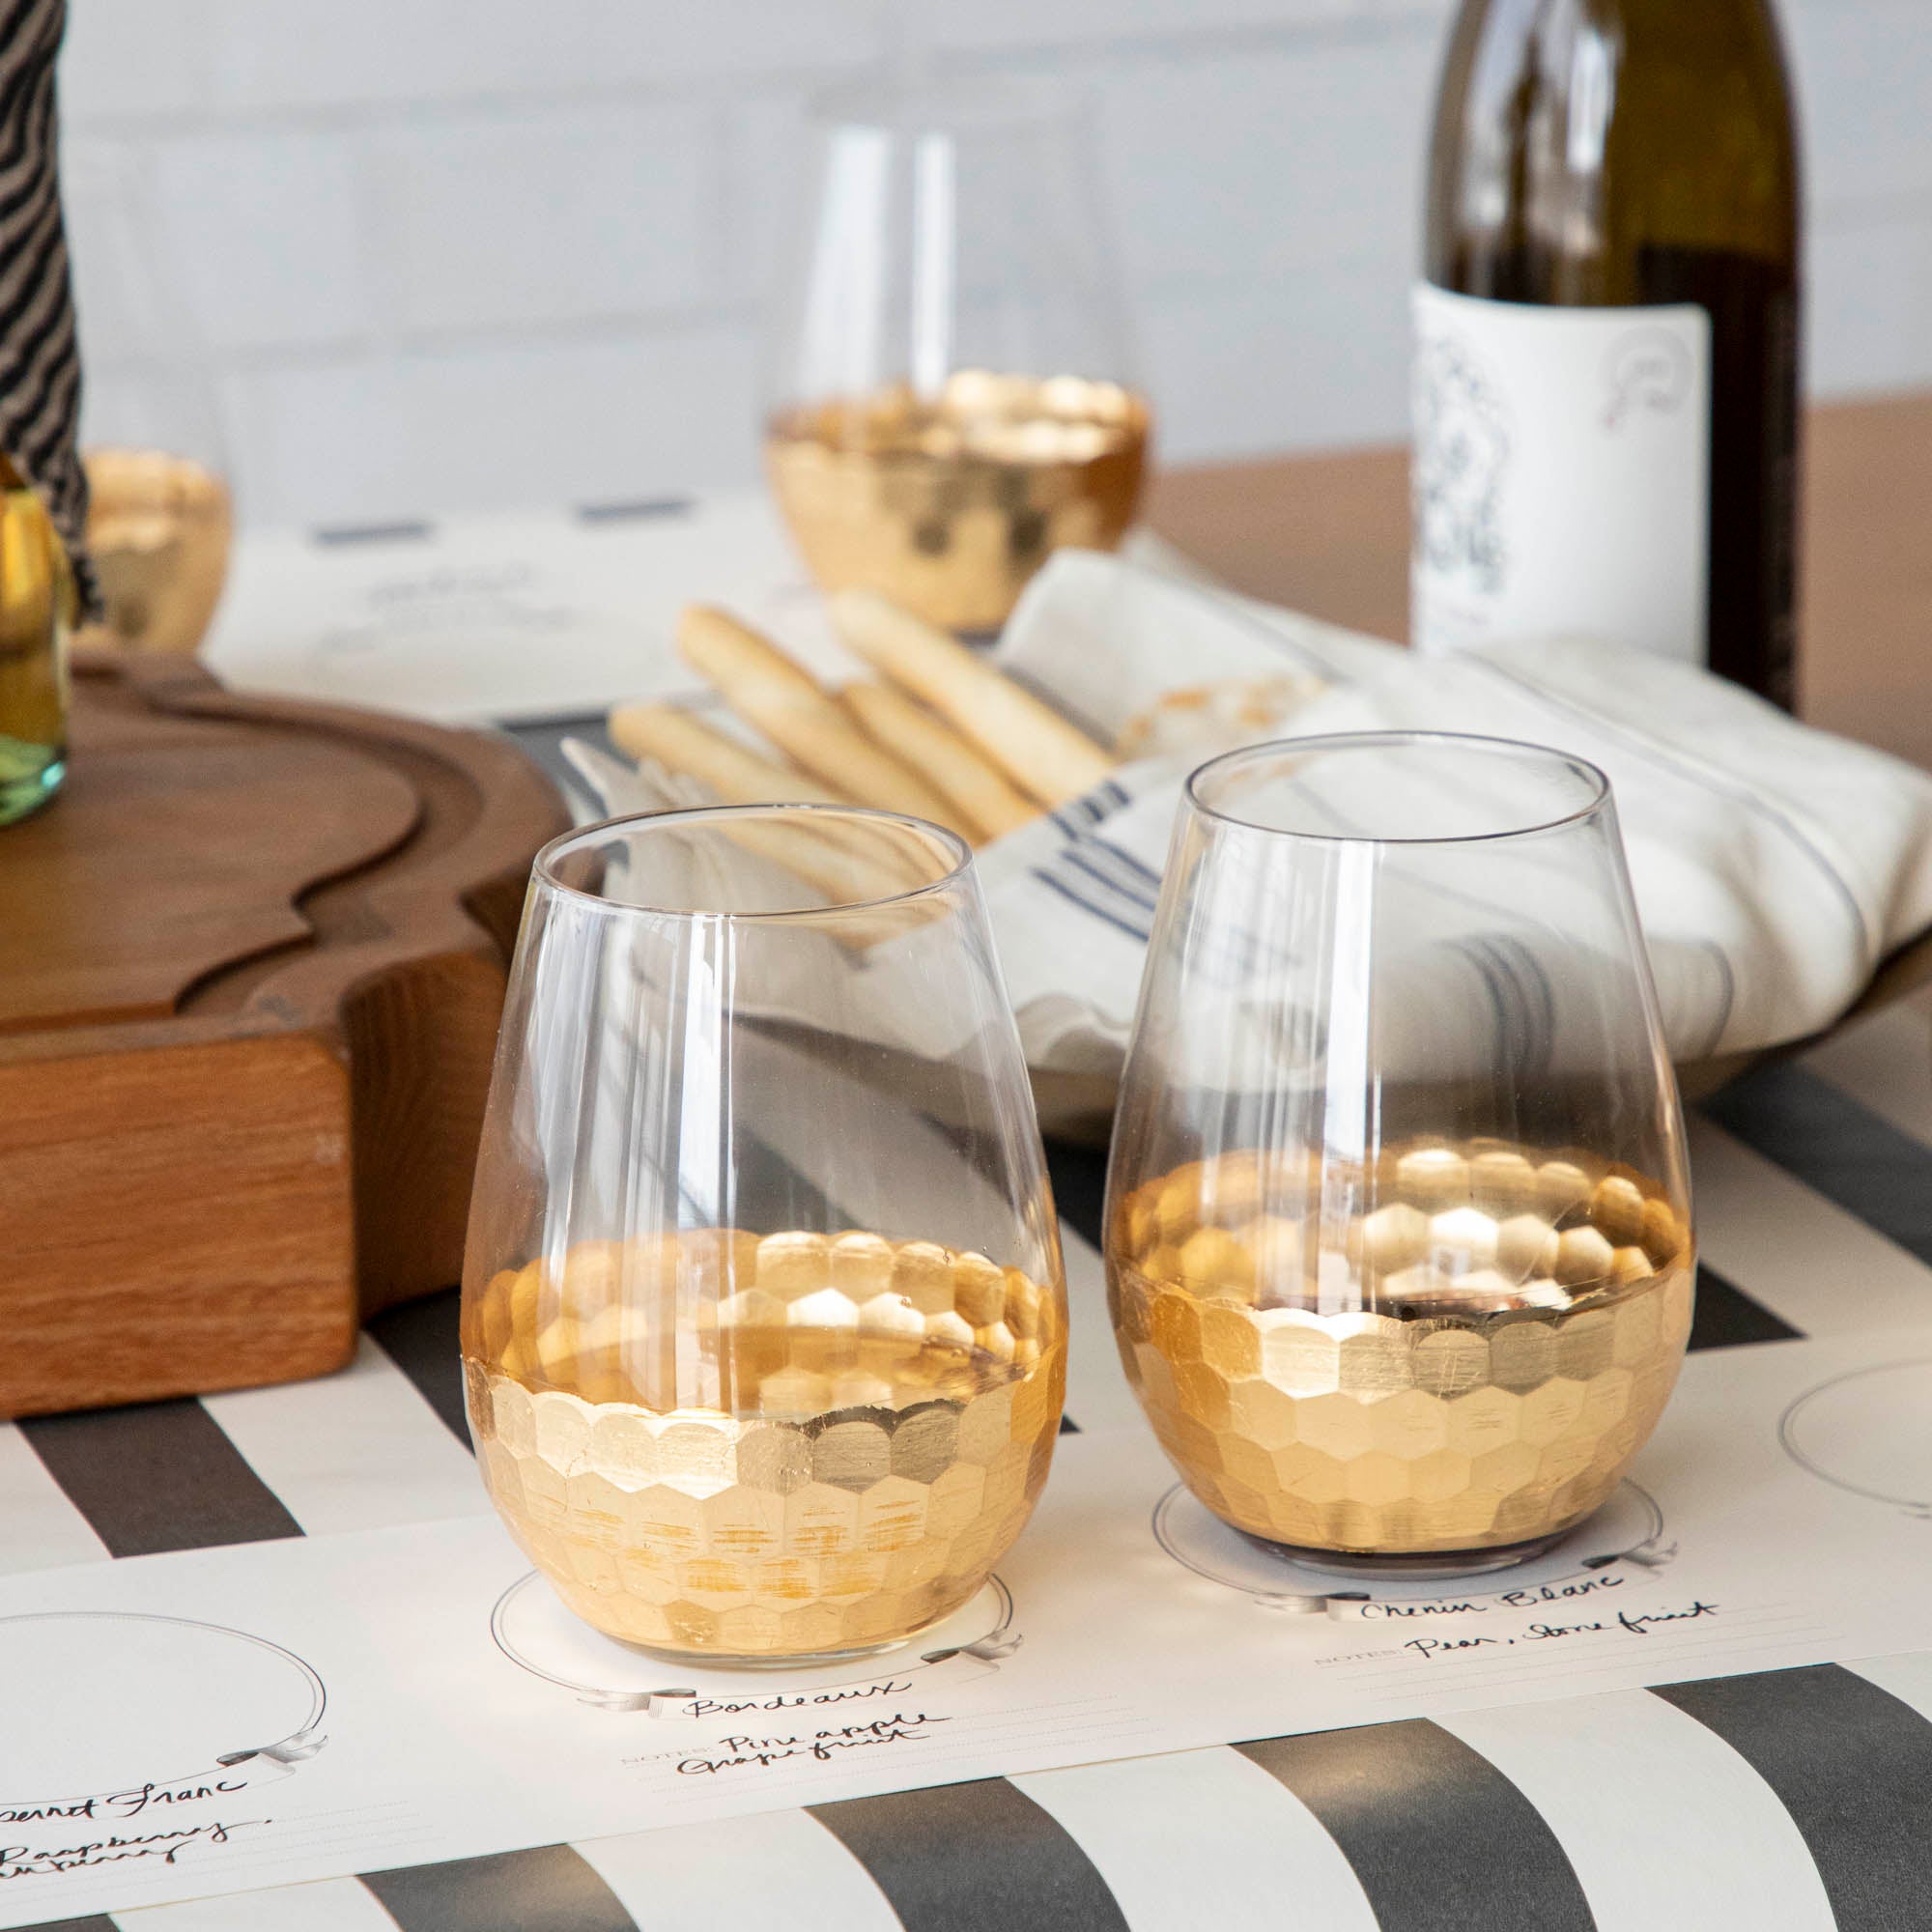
1045;1137;1109;1251
362;1846;637;1932
1652;1664;1932;1929
1702;1061;1932;1267
809;1778;1129;1932
0;0;54;58
13;1918;120;1931
0;186;66;344
1689;1261;1803;1350
17;1398;301;1556
368;1289;471;1449
1238;1719;1596;1932
0;68;57;222
0;0;91;576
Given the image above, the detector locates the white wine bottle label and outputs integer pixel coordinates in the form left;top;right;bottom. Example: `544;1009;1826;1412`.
1411;283;1712;664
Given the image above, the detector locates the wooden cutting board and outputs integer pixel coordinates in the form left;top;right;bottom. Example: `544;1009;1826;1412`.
0;652;569;1418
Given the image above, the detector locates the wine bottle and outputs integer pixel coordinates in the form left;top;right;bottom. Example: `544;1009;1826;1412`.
1413;0;1801;707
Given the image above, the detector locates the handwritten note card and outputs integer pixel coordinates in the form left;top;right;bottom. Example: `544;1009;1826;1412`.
5;1325;1932;1926
201;493;850;725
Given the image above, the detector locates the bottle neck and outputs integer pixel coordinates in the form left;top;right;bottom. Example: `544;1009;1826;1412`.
1430;0;1798;298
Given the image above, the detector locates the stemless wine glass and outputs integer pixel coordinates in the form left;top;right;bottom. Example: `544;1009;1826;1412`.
765;71;1148;634
1106;734;1694;1577
463;805;1067;1663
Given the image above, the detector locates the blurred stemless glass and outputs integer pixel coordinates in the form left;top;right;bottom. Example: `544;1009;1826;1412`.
1106;734;1694;1576
464;805;1067;1662
766;72;1149;634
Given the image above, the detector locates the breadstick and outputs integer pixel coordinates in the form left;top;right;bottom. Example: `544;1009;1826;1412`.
607;702;840;806
842;681;1040;842
701;814;925;909
677;605;973;836
828;589;1114;808
606;701;948;905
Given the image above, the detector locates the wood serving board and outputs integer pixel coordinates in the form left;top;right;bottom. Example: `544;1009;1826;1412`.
0;652;570;1418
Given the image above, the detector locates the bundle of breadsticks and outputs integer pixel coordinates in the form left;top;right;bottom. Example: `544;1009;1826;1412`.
608;590;1117;851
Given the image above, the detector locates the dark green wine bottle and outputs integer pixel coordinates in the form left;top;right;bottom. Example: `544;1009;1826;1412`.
1414;0;1801;708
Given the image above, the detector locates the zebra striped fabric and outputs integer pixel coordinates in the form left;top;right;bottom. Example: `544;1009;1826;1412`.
8;994;1932;1930
0;0;89;588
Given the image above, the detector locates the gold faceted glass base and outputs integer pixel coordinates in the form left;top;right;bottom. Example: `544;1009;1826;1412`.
466;1228;1065;1663
1109;1144;1694;1567
765;372;1151;633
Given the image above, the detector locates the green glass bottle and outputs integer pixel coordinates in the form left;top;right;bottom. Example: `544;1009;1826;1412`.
0;453;73;824
1415;0;1801;707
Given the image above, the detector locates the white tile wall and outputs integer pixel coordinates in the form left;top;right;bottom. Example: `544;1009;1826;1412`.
1808;213;1932;397
145;130;379;355
367;101;720;335
1093;28;1442;287
54;0;1932;528
1784;0;1932;212
219;327;763;529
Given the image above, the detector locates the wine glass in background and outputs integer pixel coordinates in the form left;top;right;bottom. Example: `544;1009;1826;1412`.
765;71;1149;636
1105;734;1694;1577
462;805;1068;1662
62;146;234;656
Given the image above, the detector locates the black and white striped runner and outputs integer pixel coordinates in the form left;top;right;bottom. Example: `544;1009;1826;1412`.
8;993;1932;1931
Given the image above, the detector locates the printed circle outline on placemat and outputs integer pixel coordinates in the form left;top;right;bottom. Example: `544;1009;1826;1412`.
1151;1480;1670;1611
0;1611;327;1809
491;1572;1018;1716
1779;1357;1932;1516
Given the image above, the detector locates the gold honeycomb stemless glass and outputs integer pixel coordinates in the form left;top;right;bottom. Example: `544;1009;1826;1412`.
765;72;1149;634
464;805;1067;1663
1106;734;1694;1577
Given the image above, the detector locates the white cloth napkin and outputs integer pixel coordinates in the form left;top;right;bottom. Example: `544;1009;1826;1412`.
568;547;1932;1090
974;551;1932;1083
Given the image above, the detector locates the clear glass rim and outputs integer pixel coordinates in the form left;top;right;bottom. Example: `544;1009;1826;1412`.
807;69;1090;133
531;804;975;923
1184;731;1612;846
